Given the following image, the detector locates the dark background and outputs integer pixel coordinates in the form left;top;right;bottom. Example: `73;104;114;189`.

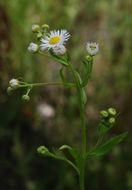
0;0;132;189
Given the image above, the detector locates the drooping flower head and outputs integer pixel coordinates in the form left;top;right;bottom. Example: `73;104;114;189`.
53;45;66;55
40;30;70;51
86;42;99;56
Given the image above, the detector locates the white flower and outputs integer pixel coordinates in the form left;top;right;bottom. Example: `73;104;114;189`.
53;45;66;55
40;30;70;51
9;79;19;89
28;42;38;53
86;42;99;56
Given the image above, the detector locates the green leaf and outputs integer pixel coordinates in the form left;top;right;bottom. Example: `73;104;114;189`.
80;88;87;105
86;132;128;159
37;145;79;173
59;67;66;83
82;60;93;86
74;71;83;86
59;144;72;151
59;144;81;171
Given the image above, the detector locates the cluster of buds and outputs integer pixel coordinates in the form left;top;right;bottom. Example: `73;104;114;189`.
27;24;50;54
7;78;31;102
99;108;117;133
28;24;69;57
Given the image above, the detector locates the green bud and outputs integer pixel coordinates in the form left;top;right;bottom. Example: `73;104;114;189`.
7;87;14;95
85;55;93;62
108;108;117;116
42;24;49;30
37;32;43;40
100;110;109;118
22;94;30;102
37;146;49;155
31;24;40;33
109;117;116;124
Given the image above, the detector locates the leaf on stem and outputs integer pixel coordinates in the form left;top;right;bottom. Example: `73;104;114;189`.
59;144;81;171
50;50;69;66
74;71;83;86
82;60;93;86
81;87;87;105
86;132;128;159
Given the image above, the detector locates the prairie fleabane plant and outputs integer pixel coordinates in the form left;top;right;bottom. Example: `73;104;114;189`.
8;24;128;190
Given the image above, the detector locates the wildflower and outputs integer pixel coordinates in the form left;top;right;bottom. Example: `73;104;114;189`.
40;30;70;51
53;45;66;55
9;79;19;89
86;42;99;56
31;24;40;33
28;42;38;53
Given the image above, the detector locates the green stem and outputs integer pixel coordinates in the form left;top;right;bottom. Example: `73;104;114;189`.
78;90;86;190
79;161;85;190
68;63;86;190
19;82;75;88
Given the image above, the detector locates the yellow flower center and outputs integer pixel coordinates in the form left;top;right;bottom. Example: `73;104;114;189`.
49;36;61;45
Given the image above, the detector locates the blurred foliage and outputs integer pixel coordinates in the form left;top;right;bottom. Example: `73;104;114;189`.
0;0;132;190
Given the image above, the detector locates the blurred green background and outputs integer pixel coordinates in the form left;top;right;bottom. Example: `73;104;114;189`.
0;0;132;189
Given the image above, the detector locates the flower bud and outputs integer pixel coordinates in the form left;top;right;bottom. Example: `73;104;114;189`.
28;43;38;53
31;24;40;33
22;94;30;102
53;45;66;55
86;42;99;56
85;55;93;62
37;32;43;40
7;87;14;95
42;24;49;30
37;146;49;155
108;108;117;116
100;110;109;118
109;117;116;124
9;79;19;89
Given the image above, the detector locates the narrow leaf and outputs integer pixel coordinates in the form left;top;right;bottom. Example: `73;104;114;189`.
80;88;87;105
59;67;65;82
86;132;128;159
75;71;83;86
50;50;68;66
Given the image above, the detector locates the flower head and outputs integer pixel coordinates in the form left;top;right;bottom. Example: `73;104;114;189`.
86;42;99;56
40;30;70;51
53;45;66;55
28;42;38;53
9;79;19;89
